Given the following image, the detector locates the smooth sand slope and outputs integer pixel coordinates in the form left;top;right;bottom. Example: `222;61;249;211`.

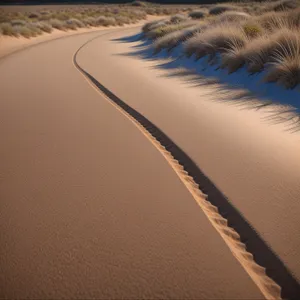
0;30;264;298
75;28;300;296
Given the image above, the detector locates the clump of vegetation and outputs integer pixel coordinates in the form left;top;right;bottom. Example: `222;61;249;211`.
270;0;299;12
0;3;173;38
189;10;206;19
170;14;187;23
243;23;263;38
147;21;197;39
209;5;239;15
49;19;65;30
184;25;248;60
142;1;300;90
130;1;148;7
0;22;17;36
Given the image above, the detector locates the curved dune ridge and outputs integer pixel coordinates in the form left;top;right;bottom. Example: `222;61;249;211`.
73;33;281;300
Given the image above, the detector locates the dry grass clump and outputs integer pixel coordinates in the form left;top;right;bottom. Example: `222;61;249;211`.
28;12;41;19
209;5;239;16
95;16;116;26
142;4;300;89
255;12;289;31
33;21;53;33
153;24;206;53
222;28;300;79
270;0;299;12
189;10;206;19
0;22;17;36
10;19;27;26
170;14;188;23
64;18;84;30
184;25;248;60
147;21;197;39
143;19;169;33
130;1;148;7
265;53;300;88
214;11;251;23
0;4;152;37
48;19;66;30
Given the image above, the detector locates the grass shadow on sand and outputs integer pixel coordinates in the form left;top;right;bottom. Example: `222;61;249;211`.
113;34;300;132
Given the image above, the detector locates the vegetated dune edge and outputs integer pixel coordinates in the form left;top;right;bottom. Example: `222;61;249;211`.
73;32;281;300
77;25;300;299
0;15;162;59
0;28;265;299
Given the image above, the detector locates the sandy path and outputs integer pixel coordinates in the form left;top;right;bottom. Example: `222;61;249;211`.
75;27;300;298
0;30;264;298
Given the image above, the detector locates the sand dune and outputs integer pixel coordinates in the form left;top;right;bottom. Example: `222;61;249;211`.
75;27;300;298
0;29;267;299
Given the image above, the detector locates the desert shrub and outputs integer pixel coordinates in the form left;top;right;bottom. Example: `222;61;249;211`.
215;11;251;23
95;16;116;26
28;12;41;19
209;5;239;15
142;19;168;33
33;21;53;33
272;0;299;12
10;19;27;26
64;18;84;30
49;19;66;30
0;22;17;36
189;10;206;19
256;12;289;31
13;25;34;38
184;25;248;60
130;1;147;7
288;8;300;27
115;15;131;26
82;17;97;26
170;14;187;23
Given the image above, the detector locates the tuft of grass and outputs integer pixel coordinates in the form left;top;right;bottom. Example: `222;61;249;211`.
215;11;251;23
189;10;206;19
82;16;97;27
64;18;84;30
271;0;299;12
153;24;207;53
28;12;41;19
10;19;27;26
0;22;17;36
170;14;187;23
142;19;169;33
95;16;116;26
147;21;197;39
209;5;239;16
49;19;66;30
33;21;53;33
255;12;289;32
265;53;300;88
130;1;147;7
184;25;248;60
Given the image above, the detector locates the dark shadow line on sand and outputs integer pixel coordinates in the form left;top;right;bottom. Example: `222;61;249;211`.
74;35;300;300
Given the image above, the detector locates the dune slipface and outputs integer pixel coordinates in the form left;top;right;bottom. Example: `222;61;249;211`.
0;30;266;299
